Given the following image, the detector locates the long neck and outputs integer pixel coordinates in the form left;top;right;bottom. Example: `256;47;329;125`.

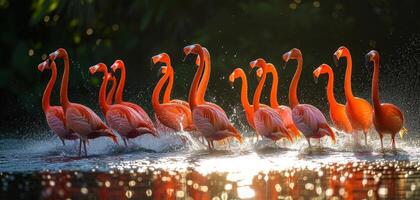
253;70;267;111
163;66;173;103
115;66;126;103
42;64;57;112
60;54;70;108
236;71;253;120
343;52;354;100
326;69;339;107
99;74;110;114
267;65;280;108
106;77;116;105
152;72;170;110
289;57;302;108
197;49;210;104
372;58;381;110
188;52;205;109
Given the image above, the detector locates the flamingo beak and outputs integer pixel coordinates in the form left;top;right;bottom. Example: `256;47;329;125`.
111;63;118;72
313;68;321;84
89;65;99;75
281;52;291;69
183;45;195;61
38;60;48;72
49;51;59;61
152;54;162;65
228;73;235;87
333;49;342;67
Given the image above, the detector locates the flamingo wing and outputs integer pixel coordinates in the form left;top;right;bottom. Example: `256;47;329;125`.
170;99;190;108
45;106;71;138
292;104;322;137
156;103;192;131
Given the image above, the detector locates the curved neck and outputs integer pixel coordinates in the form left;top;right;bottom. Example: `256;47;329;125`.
188;51;205;109
115;66;126;103
343;52;354;100
99;74;110;114
42;63;57;111
60;54;70;108
152;71;170;110
289;57;302;108
197;49;210;104
253;70;267;111
372;59;381;110
163;66;173;103
106;77;116;105
267;65;280;108
325;69;339;107
236;71;253;119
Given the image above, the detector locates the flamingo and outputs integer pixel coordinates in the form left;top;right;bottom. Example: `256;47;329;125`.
110;60;156;133
250;58;293;142
366;50;406;150
106;74;117;105
38;59;78;145
333;46;373;145
282;48;336;147
184;44;242;150
250;61;301;138
313;64;353;133
151;53;194;132
49;48;118;156
90;63;158;147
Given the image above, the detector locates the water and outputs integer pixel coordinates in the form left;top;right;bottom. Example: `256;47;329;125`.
1;129;420;199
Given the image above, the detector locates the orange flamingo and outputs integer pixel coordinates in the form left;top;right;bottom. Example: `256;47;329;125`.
151;53;194;132
282;48;336;147
49;48;117;156
251;58;293;142
366;50;406;149
110;60;156;133
250;61;301;138
38;59;78;145
313;64;353;133
106;74;117;105
333;46;373;145
90;63;157;146
184;44;242;150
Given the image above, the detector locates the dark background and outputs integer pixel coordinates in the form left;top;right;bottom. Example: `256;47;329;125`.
1;0;419;136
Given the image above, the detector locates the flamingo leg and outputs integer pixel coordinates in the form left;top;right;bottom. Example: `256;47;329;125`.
379;133;384;150
391;134;396;150
206;139;211;150
83;140;87;157
61;139;65;146
78;139;82;156
123;138;128;147
364;132;368;146
307;138;311;148
211;140;215;150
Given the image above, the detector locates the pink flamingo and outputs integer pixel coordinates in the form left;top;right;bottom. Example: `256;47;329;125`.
250;61;301;138
110;60;156;133
250;58;293;142
333;46;373;145
366;50;406;150
184;44;242;150
90;63;158;146
38;59;78;145
282;48;336;147
313;64;353;133
151;53;194;132
49;48;118;156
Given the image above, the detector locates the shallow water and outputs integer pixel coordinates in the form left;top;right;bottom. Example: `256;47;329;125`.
1;129;420;199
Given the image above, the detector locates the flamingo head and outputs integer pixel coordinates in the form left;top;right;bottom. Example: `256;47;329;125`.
49;48;67;61
37;60;50;72
228;68;243;86
158;66;168;76
249;58;267;70
89;63;108;75
282;48;301;69
313;63;331;83
183;44;203;60
255;68;263;81
333;46;349;66
365;50;380;67
152;53;171;66
110;60;124;72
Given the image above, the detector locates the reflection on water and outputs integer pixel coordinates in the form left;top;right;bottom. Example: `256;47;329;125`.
1;161;420;199
1;130;420;199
